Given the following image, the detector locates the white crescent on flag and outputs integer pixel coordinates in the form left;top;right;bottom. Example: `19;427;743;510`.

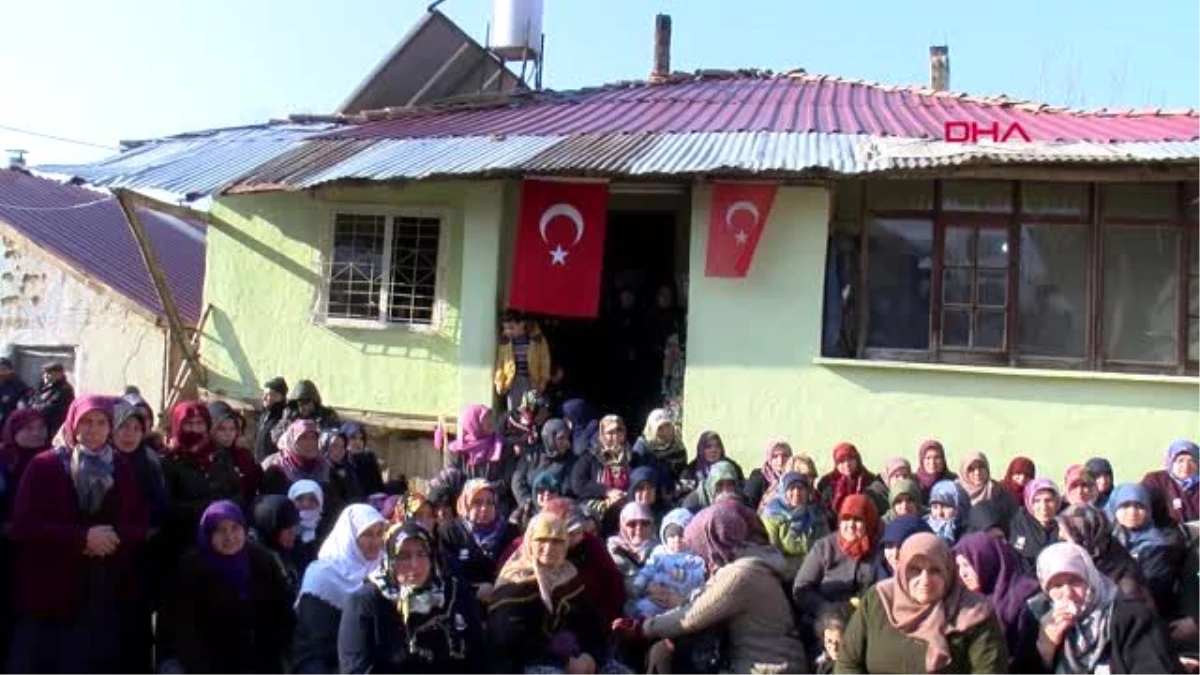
725;200;760;230
539;203;586;246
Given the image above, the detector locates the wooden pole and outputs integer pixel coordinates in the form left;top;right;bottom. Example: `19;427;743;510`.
113;188;206;385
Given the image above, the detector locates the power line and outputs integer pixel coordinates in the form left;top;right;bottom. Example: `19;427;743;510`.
0;124;120;151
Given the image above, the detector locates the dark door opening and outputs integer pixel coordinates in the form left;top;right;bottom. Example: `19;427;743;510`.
536;210;686;428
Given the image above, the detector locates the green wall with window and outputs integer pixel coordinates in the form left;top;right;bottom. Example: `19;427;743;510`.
200;181;506;418
682;182;1198;489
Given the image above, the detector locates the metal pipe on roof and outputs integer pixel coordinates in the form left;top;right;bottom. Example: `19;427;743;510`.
652;14;672;81
930;45;950;91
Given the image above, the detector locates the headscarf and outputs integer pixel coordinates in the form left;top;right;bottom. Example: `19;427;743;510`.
1035;542;1119;675
495;512;577;611
762;472;819;538
457;479;507;558
595;415;630;491
426;466;465;514
926;480;970;543
1105;483;1168;556
966;500;1009;538
610;502;656;563
660;507;694;542
915;439;952;493
396;492;429;526
692;430;726;480
532;469;564;499
1023;478;1061;516
876;515;933;579
1063;464;1095;501
1166;439;1199;490
1001;456;1036;504
539;418;570;460
340;420;368;450
837;493;881;561
1084;458;1114;506
641;409;686;467
447;404;503;467
561;399;599;456
57;396;116;515
760;439;793;489
823;442;873;514
207;401;244;445
957;451;997;504
299;504;386;610
888;477;923;511
876;533;994;672
954;532;1041;632
882;457;912;487
198;500;252;600
699;460;740;508
251;494;301;553
0;408;48;475
288;479;324;544
684;501;754;568
1056;504;1115;561
276;419;329;483
319;429;350;468
122;388;155;429
167;400;215;470
370;522;445;621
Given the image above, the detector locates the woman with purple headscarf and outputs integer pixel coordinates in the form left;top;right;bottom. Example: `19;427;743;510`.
163;501;294;673
1142;439;1199;527
953;532;1042;670
1008;478;1063;574
448;404;518;515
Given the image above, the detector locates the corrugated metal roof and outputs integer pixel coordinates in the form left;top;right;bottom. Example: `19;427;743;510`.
325;74;1199;143
0;170;206;326
37;122;340;196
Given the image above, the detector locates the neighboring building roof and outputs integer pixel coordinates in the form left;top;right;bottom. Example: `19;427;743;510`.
0;169;206;326
338;10;522;114
37;71;1200;195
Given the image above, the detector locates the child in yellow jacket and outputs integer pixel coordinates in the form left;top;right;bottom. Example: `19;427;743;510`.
494;311;551;413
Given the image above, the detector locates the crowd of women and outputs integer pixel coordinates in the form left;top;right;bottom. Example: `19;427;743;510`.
0;376;1196;674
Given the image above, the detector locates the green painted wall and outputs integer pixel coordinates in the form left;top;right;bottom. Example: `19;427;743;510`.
682;184;1198;487
202;181;506;418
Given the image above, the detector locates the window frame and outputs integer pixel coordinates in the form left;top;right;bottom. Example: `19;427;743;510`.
315;204;451;333
854;179;1197;376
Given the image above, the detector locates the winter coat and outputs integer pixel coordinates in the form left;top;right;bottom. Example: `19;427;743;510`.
1142;469;1200;527
166;542;294;674
436;518;517;589
643;545;806;675
762;506;830;579
835;588;1009;674
0;376;30;423
327;460;366;507
292;593;344;674
494;325;552;396
349;451;386;496
743;469;771;511
677;456;745;497
485;571;604;673
511;447;575;507
255;401;286;463
161;448;250;555
1007;509;1059;575
497;531;628;627
1028;597;1180;674
29;379;74;437
792;533;879;626
337;577;484;674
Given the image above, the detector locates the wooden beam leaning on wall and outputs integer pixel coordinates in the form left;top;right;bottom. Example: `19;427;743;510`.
113;188;206;387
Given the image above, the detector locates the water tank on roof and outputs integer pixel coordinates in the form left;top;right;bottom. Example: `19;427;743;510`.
490;0;543;60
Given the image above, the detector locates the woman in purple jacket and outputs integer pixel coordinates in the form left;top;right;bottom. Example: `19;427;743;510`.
1142;439;1199;527
7;395;149;673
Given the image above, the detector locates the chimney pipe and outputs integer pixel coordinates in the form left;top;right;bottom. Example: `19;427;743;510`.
652;14;672;80
6;149;26;170
929;45;949;91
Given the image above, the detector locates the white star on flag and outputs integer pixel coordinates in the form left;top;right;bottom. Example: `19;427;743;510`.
734;229;749;246
549;245;568;265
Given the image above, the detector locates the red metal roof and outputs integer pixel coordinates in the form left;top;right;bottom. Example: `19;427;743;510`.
325;72;1199;143
0;170;206;326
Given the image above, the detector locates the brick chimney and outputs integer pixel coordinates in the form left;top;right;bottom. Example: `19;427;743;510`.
929;46;949;91
652;14;672;80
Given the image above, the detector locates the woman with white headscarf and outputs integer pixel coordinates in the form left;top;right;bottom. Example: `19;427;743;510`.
1031;541;1178;674
291;504;385;673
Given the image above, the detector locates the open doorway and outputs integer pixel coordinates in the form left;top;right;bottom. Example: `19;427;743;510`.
537;205;688;429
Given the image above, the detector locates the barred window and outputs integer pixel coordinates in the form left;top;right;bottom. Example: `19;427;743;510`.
323;211;443;327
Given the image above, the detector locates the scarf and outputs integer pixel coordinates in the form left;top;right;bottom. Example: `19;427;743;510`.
925;479;970;543
609;502;657;564
1024;477;1061;515
915;439;953;493
457;479;507;559
1084;458;1114;506
167;400;216;471
881;457;912;487
539;419;570;460
683;498;754;568
277;419;330;483
299;504;385;610
198;500;252;600
760;438;793;488
887;477;923;513
953;532;1041;632
957;451;997;504
876;515;933;579
1166;439;1200;491
1001;456;1036;505
319;429;350;468
288;479;324;544
837;493;881;561
447;404;503;467
370;523;447;621
495;512;578;611
55;396;117;514
561;399;599;457
876;532;994;672
252;494;301;555
762;472;819;537
0;408;48;476
596;420;631;491
1035;542;1118;675
693;430;726;481
823;442;874;514
640;409;687;470
1106;483;1169;556
699;460;740;508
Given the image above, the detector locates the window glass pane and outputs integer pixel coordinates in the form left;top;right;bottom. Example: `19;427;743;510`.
1103;183;1175;220
977;309;1006;349
389;216;441;325
1103;227;1180;362
978;269;1007;306
943;268;971;304
867;219;932;349
329;213;386;320
978;229;1009;268
943;309;970;347
1022;182;1087;217
1019;224;1088;358
868;181;934;212
945;227;974;265
942;181;1012;213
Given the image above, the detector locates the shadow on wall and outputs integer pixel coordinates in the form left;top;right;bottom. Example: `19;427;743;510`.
824;364;1198;412
322;322;458;364
209;206;323;286
207;305;259;396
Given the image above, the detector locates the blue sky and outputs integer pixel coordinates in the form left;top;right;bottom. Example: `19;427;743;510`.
2;0;1196;165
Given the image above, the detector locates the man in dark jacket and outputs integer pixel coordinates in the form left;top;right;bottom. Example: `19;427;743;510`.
255;377;288;462
0;358;30;425
28;363;73;438
270;379;339;445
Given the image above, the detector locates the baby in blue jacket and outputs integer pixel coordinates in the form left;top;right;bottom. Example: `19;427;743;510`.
632;508;708;618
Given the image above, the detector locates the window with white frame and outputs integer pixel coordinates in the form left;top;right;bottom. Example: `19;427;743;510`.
321;210;444;327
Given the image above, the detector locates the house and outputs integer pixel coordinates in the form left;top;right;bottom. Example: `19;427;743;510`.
44;41;1198;485
0;168;206;415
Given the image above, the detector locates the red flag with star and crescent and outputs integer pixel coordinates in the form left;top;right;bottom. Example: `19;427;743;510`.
508;179;609;318
705;181;779;278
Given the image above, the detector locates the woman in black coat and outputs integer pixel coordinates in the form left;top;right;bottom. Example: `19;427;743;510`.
435;479;516;606
338;522;484;673
164;501;294;674
510;418;575;511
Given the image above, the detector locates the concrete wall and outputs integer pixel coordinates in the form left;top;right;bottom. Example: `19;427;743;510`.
0;227;168;410
682;184;1198;486
201;181;506;420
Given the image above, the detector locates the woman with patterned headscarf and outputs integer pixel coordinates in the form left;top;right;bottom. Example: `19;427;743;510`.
437;479;516;607
744;438;794;510
569;415;635;532
338;522;483;673
631;408;688;494
677;430;744;497
1055;503;1149;605
9;396;150;673
914;439;957;502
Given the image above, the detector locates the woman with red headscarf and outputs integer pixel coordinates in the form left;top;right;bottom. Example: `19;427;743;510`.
8;396;149;673
816;442;886;516
0;408;49;491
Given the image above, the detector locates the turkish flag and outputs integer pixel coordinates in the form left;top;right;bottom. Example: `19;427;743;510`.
705;181;779;278
508;179;609;318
